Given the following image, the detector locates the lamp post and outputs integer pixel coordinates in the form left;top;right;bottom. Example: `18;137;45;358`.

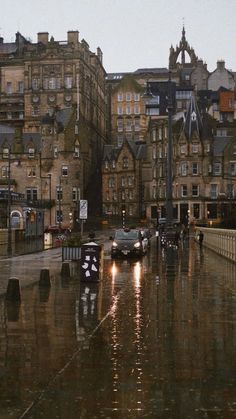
7;149;12;255
165;71;175;243
58;176;62;233
48;174;52;226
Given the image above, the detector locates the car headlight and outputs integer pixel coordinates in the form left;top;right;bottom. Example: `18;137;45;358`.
112;241;118;248
134;241;141;249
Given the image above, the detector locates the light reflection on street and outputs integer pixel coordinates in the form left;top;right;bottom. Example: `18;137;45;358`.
1;238;236;417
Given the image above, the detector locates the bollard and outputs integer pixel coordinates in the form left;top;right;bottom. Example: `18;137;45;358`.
6;277;21;302
39;268;51;287
61;262;71;278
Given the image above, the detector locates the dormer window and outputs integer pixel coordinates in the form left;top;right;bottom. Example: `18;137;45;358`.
112;160;116;169
105;160;109;169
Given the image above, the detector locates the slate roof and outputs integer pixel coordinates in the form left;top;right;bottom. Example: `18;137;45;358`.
103;140;146;162
0;125;41;151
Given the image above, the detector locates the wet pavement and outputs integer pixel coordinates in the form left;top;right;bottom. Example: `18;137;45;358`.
1;236;236;418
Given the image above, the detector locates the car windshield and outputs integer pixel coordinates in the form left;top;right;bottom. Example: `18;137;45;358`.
115;230;139;240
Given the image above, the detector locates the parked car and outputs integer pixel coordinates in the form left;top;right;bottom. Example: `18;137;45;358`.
110;228;144;258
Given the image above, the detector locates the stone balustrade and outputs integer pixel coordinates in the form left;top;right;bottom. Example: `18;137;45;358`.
195;227;236;263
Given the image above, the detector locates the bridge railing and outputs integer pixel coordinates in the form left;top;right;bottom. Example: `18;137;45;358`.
195;227;236;263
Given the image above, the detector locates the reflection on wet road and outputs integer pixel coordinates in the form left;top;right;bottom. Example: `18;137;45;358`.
1;238;236;418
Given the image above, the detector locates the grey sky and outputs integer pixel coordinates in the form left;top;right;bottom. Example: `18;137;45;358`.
1;0;236;73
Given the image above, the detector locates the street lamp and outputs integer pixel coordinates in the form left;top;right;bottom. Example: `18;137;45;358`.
7;148;12;255
165;71;175;243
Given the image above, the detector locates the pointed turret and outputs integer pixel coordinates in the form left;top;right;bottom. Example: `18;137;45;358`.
183;93;203;140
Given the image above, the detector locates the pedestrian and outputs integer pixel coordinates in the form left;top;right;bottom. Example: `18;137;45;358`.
198;230;204;248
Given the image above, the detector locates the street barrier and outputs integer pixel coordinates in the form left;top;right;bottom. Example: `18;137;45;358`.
80;242;103;282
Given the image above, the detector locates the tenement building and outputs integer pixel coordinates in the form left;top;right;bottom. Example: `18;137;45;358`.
0;30;107;229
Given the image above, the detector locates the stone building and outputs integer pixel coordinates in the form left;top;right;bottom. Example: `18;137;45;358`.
102;139;146;220
0;30;108;228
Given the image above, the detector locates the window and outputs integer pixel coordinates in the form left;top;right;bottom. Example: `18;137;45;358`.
117;92;123;102
6;82;12;94
210;184;218;199
193;203;200;219
56;210;63;223
117;119;123;132
113;191;117;201
56;186;62;201
128;176;134;186
1;166;9;178
192;184;199;197
230;162;236;176
18;81;24;93
134;93;140;102
7;112;12;119
146;108;160;116
32;78;40;90
117;105;123;115
65;76;73;89
126;105;131;115
48;77;56;90
180;162;188;176
72;187;80;201
28;148;35;158
192;144;199;153
134;119;140;131
32;107;39;116
123;157;129;168
134;105;140;114
61;165;68;177
121;176;126;187
27;166;36;177
216;128;227;137
3;148;9;158
158;128;162;140
125;120;132;131
108;177;115;188
152;146;157;160
152;130;157;142
26;188;37;201
227;184;234;198
233;145;236;155
112;160;116;169
213;162;221;175
104;160;109;169
180;144;186;154
74;145;80;158
192;162;198;175
181;185;187;197
205;143;210;153
117;136;123;147
152;185;157;199
126;92;131;101
54;146;58;158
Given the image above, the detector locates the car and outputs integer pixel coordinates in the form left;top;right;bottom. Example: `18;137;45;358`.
111;228;144;258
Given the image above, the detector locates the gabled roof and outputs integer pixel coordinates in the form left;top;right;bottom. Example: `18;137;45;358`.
103;140;146;162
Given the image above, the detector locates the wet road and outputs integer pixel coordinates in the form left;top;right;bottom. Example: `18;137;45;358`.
1;237;236;418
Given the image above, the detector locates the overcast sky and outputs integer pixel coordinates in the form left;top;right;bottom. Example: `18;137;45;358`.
1;0;236;74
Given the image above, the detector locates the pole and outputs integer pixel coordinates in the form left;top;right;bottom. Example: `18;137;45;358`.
48;174;52;226
58;176;62;233
7;149;12;255
166;71;173;226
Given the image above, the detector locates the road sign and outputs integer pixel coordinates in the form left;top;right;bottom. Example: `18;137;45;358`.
79;200;88;219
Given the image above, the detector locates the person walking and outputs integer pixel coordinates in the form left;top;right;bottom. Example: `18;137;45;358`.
198;230;204;248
